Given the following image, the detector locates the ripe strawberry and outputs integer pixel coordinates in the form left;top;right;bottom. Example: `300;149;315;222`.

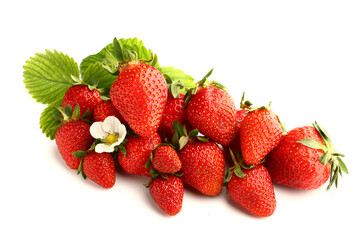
62;85;102;119
185;70;236;147
239;107;284;165
265;122;347;190
118;132;161;177
226;94;252;166
93;100;126;124
110;58;167;137
157;92;193;140
226;164;276;217
149;175;184;216
82;151;116;188
150;145;182;174
178;139;225;196
54;105;94;169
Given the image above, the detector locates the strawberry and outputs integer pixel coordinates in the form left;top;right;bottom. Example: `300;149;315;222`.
149;145;182;174
265;122;347;190
239;105;284;165
157;92;193;140
108;39;167;137
226;164;276;217
81;151;116;188
118;132;162;177
226;93;253;166
62;85;102;120
93;100;126;124
148;175;184;216
54;105;94;169
185;69;236;147
178;139;225;196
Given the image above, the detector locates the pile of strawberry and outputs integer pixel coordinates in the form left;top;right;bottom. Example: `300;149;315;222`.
29;38;348;217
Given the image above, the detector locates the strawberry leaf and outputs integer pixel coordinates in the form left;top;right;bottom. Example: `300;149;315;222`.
297;138;327;152
23;50;79;104
158;67;195;92
80;37;158;76
40;101;62;140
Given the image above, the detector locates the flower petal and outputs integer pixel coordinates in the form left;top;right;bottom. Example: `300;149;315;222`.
103;116;121;134
117;124;127;143
90;122;107;139
95;143;115;153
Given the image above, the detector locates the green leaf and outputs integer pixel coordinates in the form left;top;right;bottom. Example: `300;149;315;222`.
158;66;195;92
40;101;62;140
179;136;189;150
23;50;79;104
73;150;87;159
173;120;185;137
113;37;124;62
82;62;117;89
80;37;158;76
64;104;72;117
318;150;332;165
119;144;127;157
337;157;349;174
72;104;81;118
297;138;327;152
234;168;246;178
188;129;199;138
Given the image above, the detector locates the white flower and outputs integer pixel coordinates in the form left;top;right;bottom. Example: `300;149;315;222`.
90;116;127;153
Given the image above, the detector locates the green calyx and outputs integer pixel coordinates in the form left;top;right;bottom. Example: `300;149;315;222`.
239;92;253;110
103;37;158;74
164;74;186;98
170;120;207;151
53;104;91;123
297;121;348;190
223;149;256;191
184;68;228;108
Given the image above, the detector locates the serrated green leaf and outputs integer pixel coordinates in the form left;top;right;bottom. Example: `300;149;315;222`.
297;138;327;152
23;50;79;104
158;66;195;92
80;37;158;76
82;62;117;89
40;100;62;140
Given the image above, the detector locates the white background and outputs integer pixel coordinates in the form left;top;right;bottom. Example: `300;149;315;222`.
1;0;359;239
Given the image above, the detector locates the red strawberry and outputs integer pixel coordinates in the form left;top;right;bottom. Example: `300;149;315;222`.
149;175;184;216
226;164;276;217
110;63;167;137
82;151;116;188
186;70;236;147
178;139;225;196
151;145;182;174
226;109;250;166
239;107;283;165
157;92;193;140
265;122;347;190
62;85;102;119
118;132;162;177
93;100;126;124
54;105;94;169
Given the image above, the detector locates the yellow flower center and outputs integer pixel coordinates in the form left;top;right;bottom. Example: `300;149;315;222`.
106;134;119;145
